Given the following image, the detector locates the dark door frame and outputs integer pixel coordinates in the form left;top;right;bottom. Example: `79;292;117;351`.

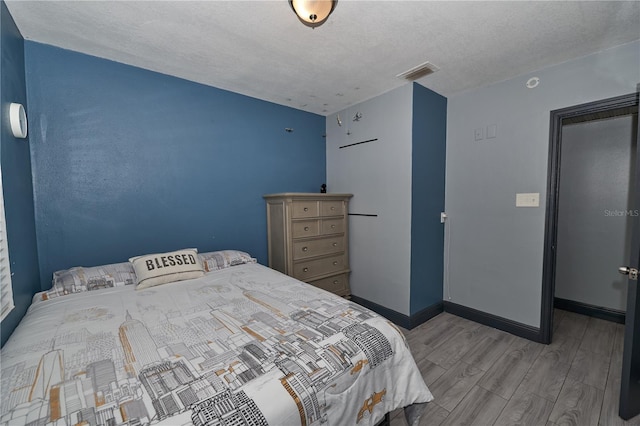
540;91;639;344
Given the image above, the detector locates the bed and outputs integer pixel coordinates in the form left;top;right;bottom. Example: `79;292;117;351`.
0;250;433;426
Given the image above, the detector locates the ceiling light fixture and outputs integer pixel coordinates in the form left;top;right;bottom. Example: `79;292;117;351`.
289;0;337;28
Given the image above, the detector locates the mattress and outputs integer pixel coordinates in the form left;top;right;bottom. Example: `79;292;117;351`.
0;263;433;425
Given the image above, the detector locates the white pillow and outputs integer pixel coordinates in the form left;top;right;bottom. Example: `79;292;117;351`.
199;250;257;272
130;248;204;290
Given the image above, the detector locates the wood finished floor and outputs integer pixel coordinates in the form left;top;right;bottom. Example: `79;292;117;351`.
391;309;640;426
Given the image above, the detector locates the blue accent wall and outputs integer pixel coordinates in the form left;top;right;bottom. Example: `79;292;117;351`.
0;2;41;346
410;83;446;314
25;42;326;289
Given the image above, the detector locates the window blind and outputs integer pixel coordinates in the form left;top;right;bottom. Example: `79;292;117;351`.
0;170;13;322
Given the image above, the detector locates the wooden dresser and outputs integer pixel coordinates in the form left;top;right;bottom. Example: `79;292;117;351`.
264;193;353;297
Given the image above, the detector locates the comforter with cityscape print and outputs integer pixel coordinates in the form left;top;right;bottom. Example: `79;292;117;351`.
0;263;433;426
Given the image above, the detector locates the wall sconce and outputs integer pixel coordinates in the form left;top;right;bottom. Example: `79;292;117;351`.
289;0;337;28
9;103;27;139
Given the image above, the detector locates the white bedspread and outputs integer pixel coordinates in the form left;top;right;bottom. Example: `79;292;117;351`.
1;263;432;426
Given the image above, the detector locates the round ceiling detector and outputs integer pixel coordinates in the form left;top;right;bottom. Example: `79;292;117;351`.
526;77;540;89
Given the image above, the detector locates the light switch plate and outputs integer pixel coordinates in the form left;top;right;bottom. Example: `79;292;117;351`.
487;124;497;139
474;128;484;141
516;193;540;207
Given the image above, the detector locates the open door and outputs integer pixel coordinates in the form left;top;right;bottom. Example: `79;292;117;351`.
542;92;640;420
619;94;640;420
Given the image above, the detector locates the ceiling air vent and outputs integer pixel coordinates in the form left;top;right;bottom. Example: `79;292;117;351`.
396;61;440;81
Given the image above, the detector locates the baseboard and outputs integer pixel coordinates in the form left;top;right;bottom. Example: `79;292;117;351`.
554;297;625;324
443;301;544;343
351;297;546;342
350;296;443;330
409;302;445;328
350;295;411;328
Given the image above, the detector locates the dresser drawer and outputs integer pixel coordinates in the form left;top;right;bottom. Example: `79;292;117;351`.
293;236;344;260
292;201;319;218
309;274;349;296
292;220;319;239
293;255;346;280
321;218;344;235
320;200;344;216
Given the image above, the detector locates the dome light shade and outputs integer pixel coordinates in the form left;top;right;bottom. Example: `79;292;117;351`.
289;0;337;28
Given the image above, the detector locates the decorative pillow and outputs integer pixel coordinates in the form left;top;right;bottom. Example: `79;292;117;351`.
42;262;137;301
199;250;257;272
130;248;204;290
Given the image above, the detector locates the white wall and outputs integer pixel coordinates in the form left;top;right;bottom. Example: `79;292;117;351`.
445;41;640;327
326;84;414;315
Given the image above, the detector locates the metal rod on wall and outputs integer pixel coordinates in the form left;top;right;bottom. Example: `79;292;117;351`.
339;138;378;149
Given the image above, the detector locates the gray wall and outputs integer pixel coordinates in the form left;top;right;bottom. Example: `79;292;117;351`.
555;115;637;311
327;84;414;314
445;40;640;327
326;83;448;317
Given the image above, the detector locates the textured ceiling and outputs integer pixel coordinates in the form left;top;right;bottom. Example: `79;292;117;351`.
5;1;640;116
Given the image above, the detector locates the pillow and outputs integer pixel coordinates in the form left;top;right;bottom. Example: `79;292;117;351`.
43;262;137;301
130;248;204;290
199;250;257;272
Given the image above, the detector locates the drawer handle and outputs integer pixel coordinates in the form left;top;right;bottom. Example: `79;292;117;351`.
331;224;336;229
331;206;335;210
303;267;309;272
302;247;308;252
333;261;338;265
333;280;339;285
304;207;309;212
304;226;310;231
332;242;338;247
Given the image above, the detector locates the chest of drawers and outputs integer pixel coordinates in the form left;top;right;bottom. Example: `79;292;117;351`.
263;193;353;297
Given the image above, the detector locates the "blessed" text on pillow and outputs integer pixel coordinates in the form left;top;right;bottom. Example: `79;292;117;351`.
146;254;197;271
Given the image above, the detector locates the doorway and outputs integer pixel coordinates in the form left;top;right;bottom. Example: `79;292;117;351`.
541;92;640;420
553;107;637;321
